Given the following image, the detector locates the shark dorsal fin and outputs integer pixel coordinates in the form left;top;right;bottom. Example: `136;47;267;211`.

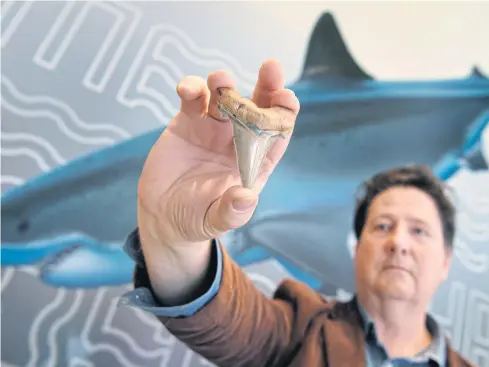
470;66;487;79
301;12;372;80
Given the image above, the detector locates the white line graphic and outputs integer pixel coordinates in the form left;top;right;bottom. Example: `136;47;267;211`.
1;157;86;367
32;1;77;69
2;132;66;165
1;147;52;172
1;1;16;18
117;22;256;125
1;172;24;326
1;1;33;48
444;169;489;274
151;31;255;90
81;288;172;367
1;361;21;367
1;175;26;186
104;296;176;355
69;357;95;367
83;2;141;93
83;289;135;367
137;65;180;118
26;289;68;367
1;99;117;146
462;289;489;362
454;239;488;274
430;281;467;350
152;40;186;79
45;290;85;367
458;213;489;242
1;269;16;293
458;200;489;217
32;2;142;94
68;357;95;367
181;348;216;367
131;307;178;348
1;266;43;367
151;23;256;86
472;293;489;346
1;74;130;144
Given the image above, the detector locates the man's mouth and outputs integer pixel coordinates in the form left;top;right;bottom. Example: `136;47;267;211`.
384;265;412;275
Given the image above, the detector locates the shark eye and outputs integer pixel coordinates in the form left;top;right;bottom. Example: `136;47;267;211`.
17;219;29;233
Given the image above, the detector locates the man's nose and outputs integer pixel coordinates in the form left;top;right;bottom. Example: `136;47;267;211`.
386;226;410;255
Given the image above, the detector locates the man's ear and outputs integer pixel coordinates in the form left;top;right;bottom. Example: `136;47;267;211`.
440;245;453;282
354;242;360;258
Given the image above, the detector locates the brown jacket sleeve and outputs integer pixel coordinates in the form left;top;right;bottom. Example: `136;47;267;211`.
156;240;326;367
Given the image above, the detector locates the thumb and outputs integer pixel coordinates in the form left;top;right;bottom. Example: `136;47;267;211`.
204;186;258;237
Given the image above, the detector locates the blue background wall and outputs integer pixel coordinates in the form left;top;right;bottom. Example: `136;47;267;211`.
1;2;489;366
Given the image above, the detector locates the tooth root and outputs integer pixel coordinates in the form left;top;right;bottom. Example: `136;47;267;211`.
231;119;280;190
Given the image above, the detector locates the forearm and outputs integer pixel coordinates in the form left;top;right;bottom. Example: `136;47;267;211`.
156;240;295;367
126;203;301;366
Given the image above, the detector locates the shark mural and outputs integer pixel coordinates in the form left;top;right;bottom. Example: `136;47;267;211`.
1;12;489;297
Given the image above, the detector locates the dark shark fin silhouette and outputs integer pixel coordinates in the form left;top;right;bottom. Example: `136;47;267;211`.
301;12;372;80
470;66;488;79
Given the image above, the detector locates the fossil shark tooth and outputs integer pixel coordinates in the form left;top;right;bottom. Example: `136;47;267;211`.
230;117;281;189
216;88;293;190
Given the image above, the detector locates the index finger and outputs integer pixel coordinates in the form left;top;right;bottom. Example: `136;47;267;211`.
207;69;237;121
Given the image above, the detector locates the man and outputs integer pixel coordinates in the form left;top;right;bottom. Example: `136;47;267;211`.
119;59;475;366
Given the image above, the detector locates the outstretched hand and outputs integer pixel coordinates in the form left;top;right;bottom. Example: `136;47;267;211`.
137;59;300;248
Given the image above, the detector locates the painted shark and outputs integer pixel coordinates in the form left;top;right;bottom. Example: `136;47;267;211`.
1;12;488;294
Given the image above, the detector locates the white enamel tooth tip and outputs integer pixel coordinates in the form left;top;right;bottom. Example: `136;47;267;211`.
230;118;281;190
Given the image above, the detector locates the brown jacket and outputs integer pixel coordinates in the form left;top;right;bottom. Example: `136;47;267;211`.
153;242;475;367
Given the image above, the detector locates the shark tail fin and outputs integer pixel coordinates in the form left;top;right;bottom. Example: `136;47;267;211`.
301;12;372;80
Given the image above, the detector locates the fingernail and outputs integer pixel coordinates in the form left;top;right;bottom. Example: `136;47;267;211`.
232;197;256;211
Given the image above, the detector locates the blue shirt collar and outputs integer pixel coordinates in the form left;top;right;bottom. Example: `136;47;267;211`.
351;296;446;366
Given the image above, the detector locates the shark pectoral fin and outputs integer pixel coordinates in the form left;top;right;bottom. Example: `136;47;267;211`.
301;12;372;80
232;246;273;267
40;243;135;288
0;235;93;266
231;246;324;292
1;245;65;266
274;257;323;291
435;109;489;180
433;151;464;181
462;109;489;170
464;143;488;171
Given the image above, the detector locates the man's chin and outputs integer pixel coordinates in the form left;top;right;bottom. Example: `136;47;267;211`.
376;283;414;301
381;291;412;301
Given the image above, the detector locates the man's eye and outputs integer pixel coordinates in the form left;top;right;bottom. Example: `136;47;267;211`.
375;223;390;231
412;227;427;236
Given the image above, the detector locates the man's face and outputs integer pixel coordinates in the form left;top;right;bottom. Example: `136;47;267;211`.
354;186;452;304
